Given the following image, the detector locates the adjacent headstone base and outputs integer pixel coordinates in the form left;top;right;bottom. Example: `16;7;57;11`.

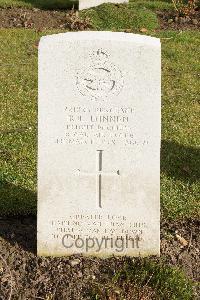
79;0;129;10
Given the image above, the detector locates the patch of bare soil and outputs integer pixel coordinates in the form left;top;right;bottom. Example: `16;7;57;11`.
0;8;91;30
157;9;200;30
1;7;200;31
0;217;199;299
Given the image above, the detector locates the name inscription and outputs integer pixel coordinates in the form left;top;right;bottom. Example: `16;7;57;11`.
55;106;149;147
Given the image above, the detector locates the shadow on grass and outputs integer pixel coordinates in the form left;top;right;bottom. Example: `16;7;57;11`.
0;181;37;253
0;181;37;215
20;0;78;9
0;215;36;254
161;140;200;183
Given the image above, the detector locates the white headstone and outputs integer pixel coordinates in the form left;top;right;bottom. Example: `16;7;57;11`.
79;0;129;10
38;31;161;257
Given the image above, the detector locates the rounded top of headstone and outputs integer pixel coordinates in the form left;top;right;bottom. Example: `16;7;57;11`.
39;31;160;48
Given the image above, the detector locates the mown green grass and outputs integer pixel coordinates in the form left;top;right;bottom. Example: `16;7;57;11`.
80;2;159;31
0;28;199;217
129;0;173;10
0;29;39;214
157;30;200;220
89;259;195;299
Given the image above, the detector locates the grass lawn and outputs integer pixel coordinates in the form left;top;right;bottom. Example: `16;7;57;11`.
0;27;199;217
80;2;159;31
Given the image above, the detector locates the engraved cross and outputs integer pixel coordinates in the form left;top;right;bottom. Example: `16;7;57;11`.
77;150;120;209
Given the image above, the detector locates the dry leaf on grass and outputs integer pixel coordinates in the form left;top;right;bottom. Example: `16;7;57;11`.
140;28;148;33
175;234;188;247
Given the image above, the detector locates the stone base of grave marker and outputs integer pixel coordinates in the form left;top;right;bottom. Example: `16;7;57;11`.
79;0;129;10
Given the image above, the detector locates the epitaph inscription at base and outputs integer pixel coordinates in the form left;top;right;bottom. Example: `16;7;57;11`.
38;32;161;257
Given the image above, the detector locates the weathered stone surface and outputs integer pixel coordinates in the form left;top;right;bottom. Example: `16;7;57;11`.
38;31;161;257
